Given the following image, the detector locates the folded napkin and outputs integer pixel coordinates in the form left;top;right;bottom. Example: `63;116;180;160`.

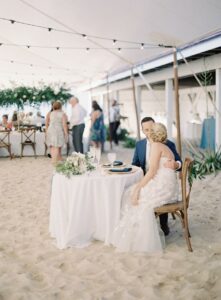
103;160;123;167
113;160;123;166
109;167;132;173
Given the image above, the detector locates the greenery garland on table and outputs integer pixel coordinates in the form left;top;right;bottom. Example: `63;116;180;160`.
0;85;72;109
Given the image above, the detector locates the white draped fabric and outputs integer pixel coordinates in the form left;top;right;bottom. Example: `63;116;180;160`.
0;131;47;156
49;167;143;249
0;131;87;157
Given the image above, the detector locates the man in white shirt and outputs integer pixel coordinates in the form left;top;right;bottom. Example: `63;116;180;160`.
69;97;87;153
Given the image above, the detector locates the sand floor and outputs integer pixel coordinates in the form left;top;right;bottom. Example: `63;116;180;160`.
0;149;221;300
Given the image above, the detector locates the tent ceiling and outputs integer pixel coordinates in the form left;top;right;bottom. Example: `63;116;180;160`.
0;0;221;89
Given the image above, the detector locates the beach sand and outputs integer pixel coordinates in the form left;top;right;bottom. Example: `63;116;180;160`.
0;152;221;300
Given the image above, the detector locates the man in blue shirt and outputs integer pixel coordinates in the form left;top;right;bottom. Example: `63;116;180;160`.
132;117;182;236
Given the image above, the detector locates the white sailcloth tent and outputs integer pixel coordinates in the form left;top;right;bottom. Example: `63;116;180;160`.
0;0;221;89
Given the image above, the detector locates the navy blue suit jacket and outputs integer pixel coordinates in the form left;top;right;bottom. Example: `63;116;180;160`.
132;139;182;174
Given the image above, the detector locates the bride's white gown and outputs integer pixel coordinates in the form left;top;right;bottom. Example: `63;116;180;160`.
111;157;178;253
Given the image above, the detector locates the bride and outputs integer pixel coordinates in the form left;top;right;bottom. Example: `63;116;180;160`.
111;123;178;253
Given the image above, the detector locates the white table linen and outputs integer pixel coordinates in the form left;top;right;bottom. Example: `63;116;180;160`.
0;131;46;156
0;131;73;157
49;167;143;249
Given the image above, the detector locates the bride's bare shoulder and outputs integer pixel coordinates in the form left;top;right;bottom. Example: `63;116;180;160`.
152;142;163;147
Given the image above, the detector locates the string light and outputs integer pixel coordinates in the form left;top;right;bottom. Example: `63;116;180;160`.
0;41;159;51
0;17;162;47
118;48;121;53
0;58;73;72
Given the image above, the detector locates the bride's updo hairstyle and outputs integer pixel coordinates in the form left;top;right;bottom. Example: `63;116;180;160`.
149;122;167;143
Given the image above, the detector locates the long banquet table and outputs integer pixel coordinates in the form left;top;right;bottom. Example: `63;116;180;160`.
0;131;72;157
49;166;143;249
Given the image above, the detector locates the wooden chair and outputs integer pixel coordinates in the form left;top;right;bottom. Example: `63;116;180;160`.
20;127;37;158
154;158;193;252
0;130;12;159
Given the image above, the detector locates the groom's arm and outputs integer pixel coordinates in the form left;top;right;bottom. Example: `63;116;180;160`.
167;140;182;171
132;143;140;167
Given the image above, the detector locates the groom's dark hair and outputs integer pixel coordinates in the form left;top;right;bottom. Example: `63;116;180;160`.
141;117;155;124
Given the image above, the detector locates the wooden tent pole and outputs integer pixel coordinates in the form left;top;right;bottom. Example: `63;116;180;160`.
106;75;112;149
173;48;182;157
131;69;141;140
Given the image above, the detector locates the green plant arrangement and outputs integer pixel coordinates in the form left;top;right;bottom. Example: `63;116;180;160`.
56;152;95;178
123;137;136;148
188;148;221;185
0;85;72;109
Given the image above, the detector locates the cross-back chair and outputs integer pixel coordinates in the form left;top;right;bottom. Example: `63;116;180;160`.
0;130;12;159
155;158;193;252
20;127;37;158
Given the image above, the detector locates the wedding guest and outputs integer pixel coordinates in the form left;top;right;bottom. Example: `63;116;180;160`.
18;112;25;124
23;112;33;125
112;123;179;253
46;101;68;164
34;112;43;130
90;101;105;148
69;96;87;153
45;101;55;158
109;99;121;145
11;111;18;127
132;117;182;236
1;115;12;130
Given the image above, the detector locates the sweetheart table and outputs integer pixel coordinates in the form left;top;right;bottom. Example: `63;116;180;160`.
49;167;143;249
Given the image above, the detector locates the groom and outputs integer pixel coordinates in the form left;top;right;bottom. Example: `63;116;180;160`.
132;117;182;236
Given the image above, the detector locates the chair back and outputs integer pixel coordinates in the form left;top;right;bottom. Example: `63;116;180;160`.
181;158;193;210
0;130;10;147
20;127;36;144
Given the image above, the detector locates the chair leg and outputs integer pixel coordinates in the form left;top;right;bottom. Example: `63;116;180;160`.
8;145;13;159
183;211;193;252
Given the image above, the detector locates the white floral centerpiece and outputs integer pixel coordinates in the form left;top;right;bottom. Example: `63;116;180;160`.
56;152;95;178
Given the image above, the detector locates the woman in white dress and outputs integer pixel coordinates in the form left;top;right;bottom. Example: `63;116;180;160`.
111;123;178;253
46;101;68;164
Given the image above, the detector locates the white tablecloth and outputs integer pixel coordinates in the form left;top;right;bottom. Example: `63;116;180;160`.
49;167;143;249
0;131;74;157
0;131;46;156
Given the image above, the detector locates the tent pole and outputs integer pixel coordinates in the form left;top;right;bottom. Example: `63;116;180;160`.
173;48;182;157
106;75;112;149
131;69;141;140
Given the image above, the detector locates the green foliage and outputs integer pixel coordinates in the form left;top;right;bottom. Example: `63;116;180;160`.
189;148;221;185
198;71;213;87
105;126;130;142
0;86;72;109
123;137;136;148
118;128;130;141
